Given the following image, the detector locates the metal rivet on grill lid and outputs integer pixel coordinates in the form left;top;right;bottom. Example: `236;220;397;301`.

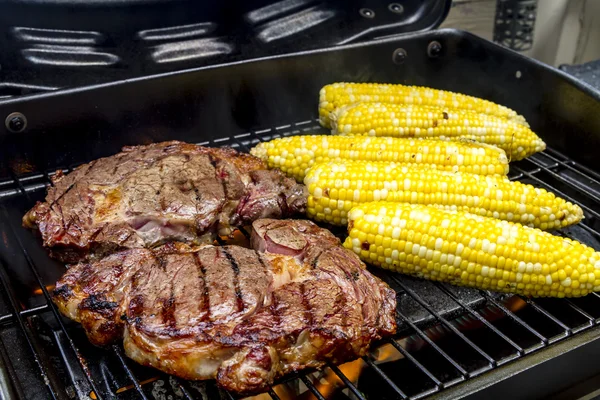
388;3;404;14
427;41;442;58
5;112;27;133
392;48;407;64
360;8;375;18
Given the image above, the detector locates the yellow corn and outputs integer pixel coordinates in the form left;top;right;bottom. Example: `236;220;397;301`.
250;135;509;182
319;82;529;128
305;161;583;229
344;202;600;297
331;103;545;161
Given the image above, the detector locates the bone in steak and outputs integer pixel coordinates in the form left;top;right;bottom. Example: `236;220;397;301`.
23;141;307;262
53;219;397;394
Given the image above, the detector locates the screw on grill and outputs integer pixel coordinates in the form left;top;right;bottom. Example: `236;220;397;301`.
392;48;407;64
427;41;442;58
5;112;27;133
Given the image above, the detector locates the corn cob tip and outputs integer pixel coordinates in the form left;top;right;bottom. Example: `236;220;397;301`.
563;201;584;226
344;202;600;297
249;142;267;160
537;138;547;152
329;103;353;132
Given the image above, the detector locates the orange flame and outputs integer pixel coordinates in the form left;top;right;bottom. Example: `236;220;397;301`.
307;359;365;399
114;376;159;395
250;342;406;400
244;394;272;400
33;285;55;295
101;298;528;400
371;342;404;364
505;296;527;313
223;229;251;247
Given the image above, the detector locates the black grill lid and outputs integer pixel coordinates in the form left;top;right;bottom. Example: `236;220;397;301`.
0;0;450;95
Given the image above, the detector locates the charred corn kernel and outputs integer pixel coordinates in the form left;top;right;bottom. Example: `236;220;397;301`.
331;103;545;161
250;135;509;181
319;82;528;128
305;161;583;229
344;202;600;297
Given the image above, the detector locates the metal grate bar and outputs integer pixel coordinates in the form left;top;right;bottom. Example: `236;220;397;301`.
248;128;270;144
267;388;281;400
176;384;195;400
300;376;326;400
564;299;596;323
226;136;252;152
39;171;154;399
170;377;195;400
529;152;600;205
519;297;571;336
556;157;600;183
112;346;149;400
328;364;367;400
268;388;282;400
511;164;600;225
361;356;409;399
6;175;117;400
208;132;250;153
395;309;469;378
0;333;25;399
388;338;442;387
479;292;548;346
511;165;600;242
434;284;524;355
0;304;50;325
224;388;237;400
1;204;100;399
538;150;600;185
0;255;57;399
392;277;496;368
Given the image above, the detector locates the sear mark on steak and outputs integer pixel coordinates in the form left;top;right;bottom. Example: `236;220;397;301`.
23;141;307;263
52;219;396;395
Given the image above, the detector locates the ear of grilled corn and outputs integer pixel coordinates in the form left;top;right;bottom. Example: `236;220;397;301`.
304;161;583;229
250;135;509;182
319;82;528;128
330;103;545;161
344;202;600;297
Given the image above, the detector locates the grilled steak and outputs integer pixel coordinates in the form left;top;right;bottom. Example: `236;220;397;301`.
23;141;306;262
53;219;396;394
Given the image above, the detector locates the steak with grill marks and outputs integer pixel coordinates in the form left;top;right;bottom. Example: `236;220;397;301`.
53;219;396;394
23;141;306;263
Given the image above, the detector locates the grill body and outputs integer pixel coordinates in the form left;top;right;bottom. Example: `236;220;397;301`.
0;29;599;399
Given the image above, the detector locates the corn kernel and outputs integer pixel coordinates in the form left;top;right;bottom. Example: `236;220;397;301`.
319;82;529;129
329;101;543;160
306;161;583;229
251;135;510;182
344;202;600;298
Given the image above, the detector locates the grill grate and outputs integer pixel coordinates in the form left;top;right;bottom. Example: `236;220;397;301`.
0;120;600;399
